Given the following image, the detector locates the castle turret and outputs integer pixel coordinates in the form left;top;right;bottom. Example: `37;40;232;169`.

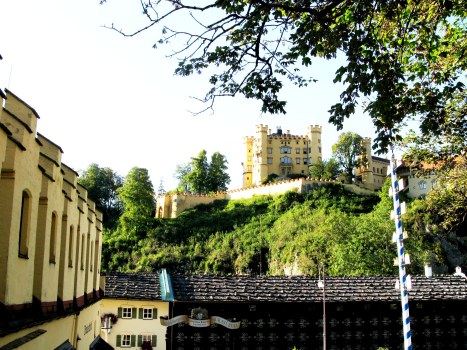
307;125;322;165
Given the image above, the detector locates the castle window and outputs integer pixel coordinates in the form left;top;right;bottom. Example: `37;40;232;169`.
80;234;85;270
419;181;427;190
303;158;308;165
280;146;291;154
49;212;58;263
302;148;308;154
90;240;94;271
267;148;272;154
68;226;74;267
318;147;321;153
268;157;273;164
280;157;292;164
296;158;301;164
295;148;300;154
18;190;31;258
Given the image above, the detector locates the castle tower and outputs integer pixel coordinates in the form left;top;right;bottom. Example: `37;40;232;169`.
242;136;254;188
251;124;269;186
307;125;322;165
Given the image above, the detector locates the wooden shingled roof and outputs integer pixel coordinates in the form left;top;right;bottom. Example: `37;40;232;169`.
104;272;467;303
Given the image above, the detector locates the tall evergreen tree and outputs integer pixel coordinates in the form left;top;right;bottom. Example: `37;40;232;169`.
175;150;231;194
186;150;210;194
117;167;155;236
207;152;231;192
78;163;123;229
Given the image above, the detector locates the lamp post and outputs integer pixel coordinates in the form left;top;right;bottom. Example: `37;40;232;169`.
318;264;326;350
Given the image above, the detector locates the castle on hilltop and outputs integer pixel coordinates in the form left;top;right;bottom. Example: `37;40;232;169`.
242;124;322;187
156;124;393;219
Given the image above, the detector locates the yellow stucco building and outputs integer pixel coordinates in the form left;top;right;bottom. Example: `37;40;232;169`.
355;137;390;191
100;273;169;349
0;89;105;349
242;124;322;187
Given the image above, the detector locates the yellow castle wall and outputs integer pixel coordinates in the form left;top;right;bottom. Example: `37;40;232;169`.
0;89;103;349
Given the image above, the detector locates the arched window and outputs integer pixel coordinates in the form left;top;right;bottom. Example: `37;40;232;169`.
80;235;85;270
19;191;31;258
49;212;57;263
68;226;74;267
90;240;94;272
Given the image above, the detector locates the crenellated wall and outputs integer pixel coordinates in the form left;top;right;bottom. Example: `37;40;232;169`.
0;89;104;349
244;124;323;187
155;178;375;218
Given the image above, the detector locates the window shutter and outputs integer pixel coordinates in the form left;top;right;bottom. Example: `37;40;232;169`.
138;335;142;346
153;308;158;319
116;335;121;347
131;335;136;347
117;307;122;318
132;307;137;319
152;335;157;347
139;307;143;319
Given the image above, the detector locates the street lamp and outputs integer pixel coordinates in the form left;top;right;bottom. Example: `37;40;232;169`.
318;264;326;350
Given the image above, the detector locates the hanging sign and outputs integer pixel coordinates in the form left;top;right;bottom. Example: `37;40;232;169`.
160;308;240;329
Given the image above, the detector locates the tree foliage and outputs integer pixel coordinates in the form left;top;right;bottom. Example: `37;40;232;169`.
425;157;467;234
309;157;340;180
100;174;467;274
175;149;231;194
78;163;123;229
101;0;467;152
331;132;363;183
117;167;156;235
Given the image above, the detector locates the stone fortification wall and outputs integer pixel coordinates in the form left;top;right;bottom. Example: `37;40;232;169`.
156;178;375;218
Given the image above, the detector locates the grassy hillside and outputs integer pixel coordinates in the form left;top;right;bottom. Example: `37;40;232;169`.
102;180;465;276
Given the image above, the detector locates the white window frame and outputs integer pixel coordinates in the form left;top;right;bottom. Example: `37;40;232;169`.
122;334;131;347
143;308;153;320
122;307;132;319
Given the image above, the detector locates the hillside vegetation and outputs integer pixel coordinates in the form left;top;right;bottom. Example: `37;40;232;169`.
102;180;466;276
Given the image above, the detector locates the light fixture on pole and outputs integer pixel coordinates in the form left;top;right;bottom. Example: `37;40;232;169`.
318;264;326;350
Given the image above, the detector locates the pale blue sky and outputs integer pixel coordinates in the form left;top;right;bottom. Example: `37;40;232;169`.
0;0;379;190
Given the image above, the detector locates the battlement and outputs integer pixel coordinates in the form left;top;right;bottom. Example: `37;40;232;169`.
308;125;322;131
